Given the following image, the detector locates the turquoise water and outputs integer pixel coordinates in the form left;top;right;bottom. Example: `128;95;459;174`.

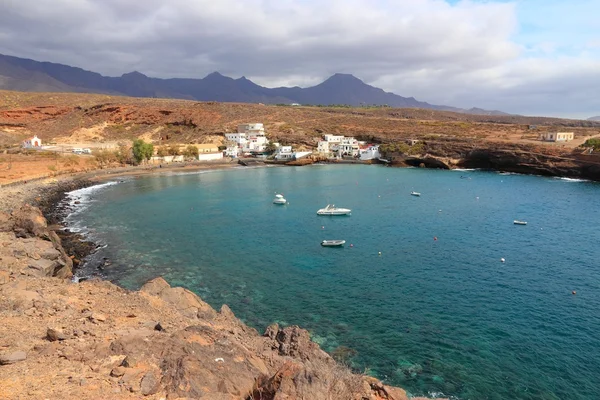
67;166;600;399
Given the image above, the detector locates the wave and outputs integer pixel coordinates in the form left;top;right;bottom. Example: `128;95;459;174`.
553;177;589;183
62;181;122;234
451;168;478;172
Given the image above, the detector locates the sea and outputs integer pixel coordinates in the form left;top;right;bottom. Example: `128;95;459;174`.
64;165;600;400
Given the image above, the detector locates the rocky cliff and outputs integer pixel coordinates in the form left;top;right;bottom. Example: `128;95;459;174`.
0;204;437;400
380;139;600;181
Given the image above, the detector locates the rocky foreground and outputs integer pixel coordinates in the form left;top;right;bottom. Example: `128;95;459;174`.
0;204;439;400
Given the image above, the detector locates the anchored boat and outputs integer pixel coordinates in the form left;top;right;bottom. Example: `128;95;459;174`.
513;220;527;225
273;194;287;205
321;240;346;247
317;204;351;216
410;191;421;197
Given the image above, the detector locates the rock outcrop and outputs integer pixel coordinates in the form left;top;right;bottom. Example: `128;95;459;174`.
0;205;73;279
0;206;440;399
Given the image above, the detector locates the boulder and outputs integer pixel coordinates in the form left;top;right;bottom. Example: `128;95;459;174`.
141;277;217;320
27;258;60;277
47;327;67;342
140;371;160;396
0;350;27;365
140;277;171;295
11;205;49;239
0;211;14;232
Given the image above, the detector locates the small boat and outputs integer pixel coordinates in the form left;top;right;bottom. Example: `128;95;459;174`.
317;204;351;215
321;240;346;247
273;194;287;205
410;191;421;197
514;220;527;225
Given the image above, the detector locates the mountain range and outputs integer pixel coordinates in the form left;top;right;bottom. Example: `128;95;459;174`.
588;116;600;121
0;53;508;115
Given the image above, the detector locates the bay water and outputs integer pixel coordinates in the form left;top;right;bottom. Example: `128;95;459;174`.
66;165;600;399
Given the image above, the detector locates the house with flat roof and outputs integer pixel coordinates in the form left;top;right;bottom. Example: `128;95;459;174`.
540;132;574;142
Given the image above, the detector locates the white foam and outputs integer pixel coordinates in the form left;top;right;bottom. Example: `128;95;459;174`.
451;168;477;172
554;177;589;182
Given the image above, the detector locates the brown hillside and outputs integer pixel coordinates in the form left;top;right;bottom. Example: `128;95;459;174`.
1;90;599;151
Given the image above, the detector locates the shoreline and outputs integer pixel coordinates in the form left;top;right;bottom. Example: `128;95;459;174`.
0;162;439;399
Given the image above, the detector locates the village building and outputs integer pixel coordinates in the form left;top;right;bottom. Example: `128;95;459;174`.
540;132;574;142
359;145;381;161
22;135;42;148
339;137;359;157
323;134;344;143
317;141;330;155
275;146;294;161
224;123;270;156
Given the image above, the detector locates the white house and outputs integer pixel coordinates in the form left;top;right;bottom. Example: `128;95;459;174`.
225;123;270;154
359;145;381;161
22;135;42;148
275;145;294;161
540;132;574;142
317;141;330;155
339;137;359;157
323;134;344;143
238;123;269;153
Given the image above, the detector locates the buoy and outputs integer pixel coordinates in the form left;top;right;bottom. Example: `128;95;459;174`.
438;210;442;212
476;196;479;200
378;251;382;256
433;237;437;241
572;290;577;295
350;244;354;247
500;258;505;263
322;226;325;229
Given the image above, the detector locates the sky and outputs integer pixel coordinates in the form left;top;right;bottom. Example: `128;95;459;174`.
0;0;598;118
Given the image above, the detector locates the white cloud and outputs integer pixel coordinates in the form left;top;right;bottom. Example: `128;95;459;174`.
0;0;598;117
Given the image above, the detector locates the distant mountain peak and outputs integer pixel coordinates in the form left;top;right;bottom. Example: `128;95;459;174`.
588;116;600;121
121;71;148;79
324;73;363;83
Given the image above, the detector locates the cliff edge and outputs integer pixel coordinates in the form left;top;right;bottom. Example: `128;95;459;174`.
0;205;437;400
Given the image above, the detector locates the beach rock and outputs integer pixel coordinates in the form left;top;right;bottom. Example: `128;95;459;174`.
140;371;160;395
27;258;59;277
271;325;324;360
0;211;14;232
90;312;107;322
141;277;217;320
11;204;49;239
0;350;27;365
46;327;66;342
121;355;138;368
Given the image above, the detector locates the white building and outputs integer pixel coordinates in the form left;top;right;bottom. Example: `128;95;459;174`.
275;145;294;161
22;135;42;148
198;152;224;161
225;123;269;154
317;141;330;155
540;132;574;142
339;137;359;157
239;123;268;153
323;134;344;143
359;145;381;161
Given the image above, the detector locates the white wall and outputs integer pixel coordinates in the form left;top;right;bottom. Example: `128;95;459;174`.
198;152;224;161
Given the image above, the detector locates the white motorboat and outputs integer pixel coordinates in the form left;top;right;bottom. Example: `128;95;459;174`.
317;204;351;215
273;194;287;205
513;220;527;225
321;240;346;247
410;191;421;197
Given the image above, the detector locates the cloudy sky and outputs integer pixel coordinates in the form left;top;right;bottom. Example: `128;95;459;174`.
0;0;598;118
